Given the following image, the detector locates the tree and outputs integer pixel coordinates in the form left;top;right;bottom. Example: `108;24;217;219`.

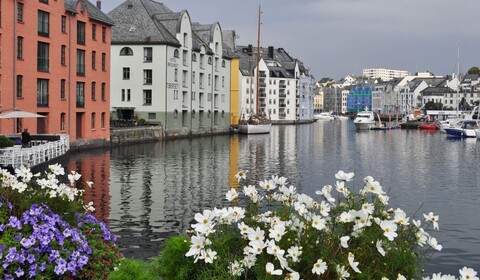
467;66;480;75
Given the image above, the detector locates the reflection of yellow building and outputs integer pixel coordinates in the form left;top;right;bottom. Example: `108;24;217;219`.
314;92;324;112
228;135;240;188
230;56;241;125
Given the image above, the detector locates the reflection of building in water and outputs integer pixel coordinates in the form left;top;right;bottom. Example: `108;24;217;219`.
106;139;232;259
68;151;111;223
229;136;240;188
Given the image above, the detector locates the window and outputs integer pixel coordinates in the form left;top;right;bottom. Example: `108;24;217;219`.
91;113;96;129
17;37;23;59
121;89;125;101
123;67;130;80
144;47;152;62
174;69;178;82
38;11;49;37
222;60;226;68
120;47;133;56
127;89;131;101
101;113;105;128
37;79;49;106
61;45;66;65
144;70;152;84
39;0;48;3
148;113;156;119
16;76;23;98
92;51;96;69
76;82;85;107
101;83;106;101
208;57;212;65
77;21;85;44
61;16;66;33
60;113;66;131
183;50;188;65
61;79;66;99
17;3;24;22
101;53;106;71
92;24;96;40
37;42;49;72
174;49;179;58
91;82;96;100
76;49;85;76
143;90;152;105
102;27;106;42
192;53;197;62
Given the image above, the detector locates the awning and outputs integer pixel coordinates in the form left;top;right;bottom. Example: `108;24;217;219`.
0;109;47;119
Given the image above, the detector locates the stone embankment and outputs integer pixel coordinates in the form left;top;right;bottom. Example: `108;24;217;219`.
110;126;165;145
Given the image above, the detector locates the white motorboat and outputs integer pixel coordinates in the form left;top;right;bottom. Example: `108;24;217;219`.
444;120;479;138
238;114;271;134
353;108;376;130
314;112;335;121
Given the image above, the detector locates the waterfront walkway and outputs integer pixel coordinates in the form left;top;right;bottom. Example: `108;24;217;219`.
0;134;70;170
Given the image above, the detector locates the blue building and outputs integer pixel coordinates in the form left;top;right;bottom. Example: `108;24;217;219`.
346;86;373;112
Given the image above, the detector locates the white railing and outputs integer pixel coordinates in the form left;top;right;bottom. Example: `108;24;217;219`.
0;135;70;169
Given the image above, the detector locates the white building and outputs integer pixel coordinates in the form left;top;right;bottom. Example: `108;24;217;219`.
108;0;232;137
237;46;314;123
363;68;408;81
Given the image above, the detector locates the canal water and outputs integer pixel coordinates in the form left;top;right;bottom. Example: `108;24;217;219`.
66;120;480;275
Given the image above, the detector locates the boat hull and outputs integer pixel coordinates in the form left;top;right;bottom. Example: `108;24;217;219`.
238;123;272;134
354;121;376;130
444;128;476;138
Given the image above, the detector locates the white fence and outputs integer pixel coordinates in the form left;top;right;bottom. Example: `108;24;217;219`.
0;135;70;169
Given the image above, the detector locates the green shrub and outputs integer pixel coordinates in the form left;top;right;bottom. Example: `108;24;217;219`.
152;236;196;280
108;259;151;280
0;135;13;148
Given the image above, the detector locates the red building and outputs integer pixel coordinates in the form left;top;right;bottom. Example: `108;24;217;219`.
0;0;113;145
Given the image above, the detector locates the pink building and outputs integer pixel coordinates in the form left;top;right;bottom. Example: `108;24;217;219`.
0;0;113;145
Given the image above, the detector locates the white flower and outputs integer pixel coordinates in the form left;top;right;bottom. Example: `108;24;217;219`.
285;271;301;280
335;180;350;197
229;260;244;276
83;201;95;212
336;265;350;279
376;240;386;256
225;188;239;201
339;211;353;223
312;259;327;275
247;227;265;242
85;180;94;188
380;220;398;241
228;206;245;222
319;201;331;216
427;236;442;251
271;175;288;186
202;248;217;263
266;262;282;276
269;224;287;242
397;274;407;280
286;246;302;263
348;252;361;273
234;170;248;181
312;215;327;231
248;240;266;255
361;203;374;215
266;240;285;259
335;170;355;181
260;179;276;191
185;235;208;262
243;254;257;269
459;266;479;280
340;236;350;248
238;222;250;236
423;212;439;230
316;185;335;204
393;209;410;226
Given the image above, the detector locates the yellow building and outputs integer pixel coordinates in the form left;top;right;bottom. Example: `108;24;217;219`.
230;56;241;125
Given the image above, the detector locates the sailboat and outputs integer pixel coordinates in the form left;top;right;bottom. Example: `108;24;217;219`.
238;5;271;134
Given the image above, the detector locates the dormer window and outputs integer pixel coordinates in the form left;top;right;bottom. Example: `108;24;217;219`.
120;47;133;56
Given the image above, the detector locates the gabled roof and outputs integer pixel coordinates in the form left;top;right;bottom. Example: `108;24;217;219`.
108;0;180;45
420;86;452;96
462;74;480;83
407;77;446;90
65;0;114;25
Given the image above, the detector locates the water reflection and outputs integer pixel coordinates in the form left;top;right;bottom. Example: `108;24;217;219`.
70;121;480;274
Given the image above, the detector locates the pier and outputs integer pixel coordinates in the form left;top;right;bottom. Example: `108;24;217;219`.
0;134;70;170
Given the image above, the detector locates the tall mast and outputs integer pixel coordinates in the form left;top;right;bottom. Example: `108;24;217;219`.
456;45;460;115
256;5;261;115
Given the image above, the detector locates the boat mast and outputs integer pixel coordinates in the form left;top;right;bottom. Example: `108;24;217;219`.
456;45;460;116
256;5;261;116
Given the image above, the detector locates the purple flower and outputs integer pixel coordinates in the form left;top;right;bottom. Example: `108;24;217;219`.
5;274;13;280
67;261;77;274
40;262;46;272
77;255;88;268
8;216;22;230
48;250;60;262
14;267;24;277
29;264;37;278
27;253;36;264
54;258;67;275
0;224;5;232
20;237;35;249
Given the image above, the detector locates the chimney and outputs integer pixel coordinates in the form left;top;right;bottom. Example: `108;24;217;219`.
96;0;101;10
268;46;274;59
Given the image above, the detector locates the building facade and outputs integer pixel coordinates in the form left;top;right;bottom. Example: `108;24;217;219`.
363;68;408;81
108;0;232;137
0;0;113;145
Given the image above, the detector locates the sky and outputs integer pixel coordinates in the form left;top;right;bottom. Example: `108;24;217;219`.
102;0;480;81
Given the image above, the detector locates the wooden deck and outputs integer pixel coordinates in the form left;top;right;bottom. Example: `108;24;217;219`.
0;135;70;170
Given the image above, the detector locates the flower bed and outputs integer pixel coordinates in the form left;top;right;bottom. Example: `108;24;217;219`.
0;164;122;279
156;170;478;280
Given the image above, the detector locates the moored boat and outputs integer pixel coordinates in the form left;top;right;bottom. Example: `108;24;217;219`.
419;123;438;130
444;120;479;138
314;112;335;121
238;114;271;134
353;108;376;131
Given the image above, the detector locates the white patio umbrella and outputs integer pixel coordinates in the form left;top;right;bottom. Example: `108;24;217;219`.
0;109;46;119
